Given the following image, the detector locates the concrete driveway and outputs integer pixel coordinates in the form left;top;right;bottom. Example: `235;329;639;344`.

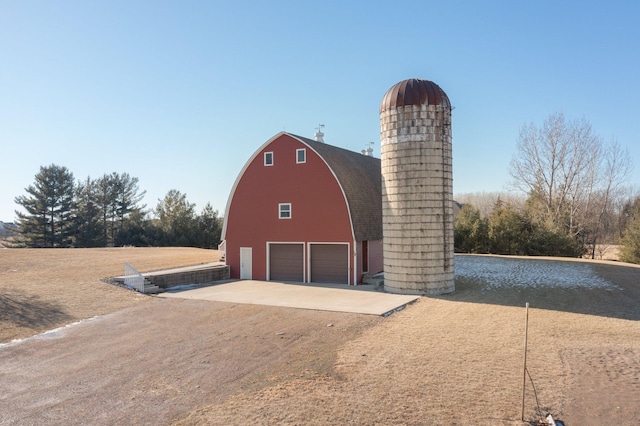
158;280;419;316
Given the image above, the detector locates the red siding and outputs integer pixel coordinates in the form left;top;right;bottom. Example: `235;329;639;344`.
224;134;354;282
367;239;384;276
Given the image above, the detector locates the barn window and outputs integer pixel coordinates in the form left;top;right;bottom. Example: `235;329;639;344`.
264;152;274;166
296;148;306;164
279;203;292;219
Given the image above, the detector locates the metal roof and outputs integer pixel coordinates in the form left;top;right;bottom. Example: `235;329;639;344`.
380;78;450;112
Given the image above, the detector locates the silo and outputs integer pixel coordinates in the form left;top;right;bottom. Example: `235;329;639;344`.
380;78;454;295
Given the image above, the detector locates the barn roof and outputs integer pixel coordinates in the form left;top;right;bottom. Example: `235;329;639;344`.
289;133;382;241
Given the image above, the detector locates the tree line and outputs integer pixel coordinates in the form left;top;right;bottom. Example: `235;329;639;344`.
455;195;640;263
455;112;640;264
13;164;221;249
11;112;640;264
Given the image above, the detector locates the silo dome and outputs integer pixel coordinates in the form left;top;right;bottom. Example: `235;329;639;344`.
380;78;450;112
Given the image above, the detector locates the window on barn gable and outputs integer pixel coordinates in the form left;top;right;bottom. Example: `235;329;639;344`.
264;152;274;166
279;203;291;219
296;148;306;164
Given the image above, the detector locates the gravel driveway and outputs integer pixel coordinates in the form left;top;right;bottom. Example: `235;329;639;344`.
0;297;378;425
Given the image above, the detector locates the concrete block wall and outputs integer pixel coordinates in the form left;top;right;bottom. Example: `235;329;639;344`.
381;103;454;295
147;265;230;289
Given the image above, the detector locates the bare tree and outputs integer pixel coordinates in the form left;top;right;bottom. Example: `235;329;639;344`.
509;112;633;257
509;112;602;232
583;140;632;258
454;191;525;219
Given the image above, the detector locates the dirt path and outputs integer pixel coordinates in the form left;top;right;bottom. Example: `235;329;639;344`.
0;297;379;425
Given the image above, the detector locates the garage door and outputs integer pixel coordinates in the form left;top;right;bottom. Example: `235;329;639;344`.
310;244;349;284
269;243;304;282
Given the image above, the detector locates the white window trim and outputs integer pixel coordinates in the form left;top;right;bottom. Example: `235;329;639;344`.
264;151;274;166
278;203;292;219
296;148;306;164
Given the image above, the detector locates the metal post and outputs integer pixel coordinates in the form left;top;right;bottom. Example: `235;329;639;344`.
521;302;529;421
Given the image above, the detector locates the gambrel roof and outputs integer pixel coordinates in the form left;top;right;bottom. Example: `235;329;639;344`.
289;133;382;242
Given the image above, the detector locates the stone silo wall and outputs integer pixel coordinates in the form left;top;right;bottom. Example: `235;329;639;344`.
381;102;454;295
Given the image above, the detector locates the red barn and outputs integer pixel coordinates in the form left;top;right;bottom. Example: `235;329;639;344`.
221;132;383;285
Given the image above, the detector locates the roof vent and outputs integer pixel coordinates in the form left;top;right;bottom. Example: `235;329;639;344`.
314;124;325;143
361;142;374;156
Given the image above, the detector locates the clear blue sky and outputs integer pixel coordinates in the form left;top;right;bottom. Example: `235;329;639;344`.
2;1;639;222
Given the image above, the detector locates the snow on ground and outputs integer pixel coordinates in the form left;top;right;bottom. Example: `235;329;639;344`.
0;316;101;349
454;255;620;290
1;256;620;350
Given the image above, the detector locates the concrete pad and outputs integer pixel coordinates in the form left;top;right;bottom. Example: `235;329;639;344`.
157;280;419;316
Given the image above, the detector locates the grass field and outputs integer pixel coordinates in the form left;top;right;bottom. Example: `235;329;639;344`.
1;248;639;425
0;247;217;342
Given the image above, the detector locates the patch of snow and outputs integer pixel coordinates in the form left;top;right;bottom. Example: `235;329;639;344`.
163;283;204;292
0;316;101;349
454;255;620;290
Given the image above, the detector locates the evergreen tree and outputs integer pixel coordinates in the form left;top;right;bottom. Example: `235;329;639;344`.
94;173;116;246
116;208;152;246
454;204;489;253
113;172;146;241
620;199;640;264
14;164;75;247
488;200;527;255
74;177;103;247
196;203;222;249
88;172;147;246
155;189;197;246
518;190;586;257
15;164;217;249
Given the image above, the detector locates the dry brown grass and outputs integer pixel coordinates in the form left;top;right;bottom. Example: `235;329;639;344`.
176;260;640;426
1;249;639;425
583;244;621;261
0;247;217;342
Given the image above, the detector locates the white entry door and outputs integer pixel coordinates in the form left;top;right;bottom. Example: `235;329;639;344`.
240;247;252;279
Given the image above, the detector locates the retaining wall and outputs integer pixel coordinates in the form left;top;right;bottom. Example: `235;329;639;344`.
146;265;230;289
